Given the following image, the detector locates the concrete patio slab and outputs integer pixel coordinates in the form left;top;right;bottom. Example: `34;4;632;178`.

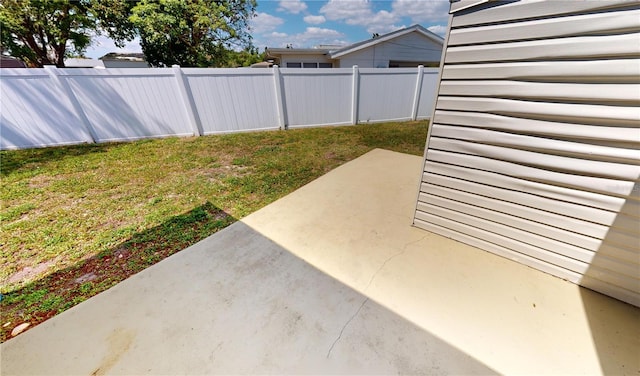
1;149;638;375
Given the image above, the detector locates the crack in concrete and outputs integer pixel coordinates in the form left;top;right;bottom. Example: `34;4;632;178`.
364;235;428;291
325;235;427;358
326;297;369;359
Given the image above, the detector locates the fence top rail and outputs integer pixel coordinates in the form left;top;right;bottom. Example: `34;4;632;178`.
0;67;178;77
182;67;275;76
279;68;354;76
0;68;50;77
56;68;176;77
359;67;440;75
0;66;438;78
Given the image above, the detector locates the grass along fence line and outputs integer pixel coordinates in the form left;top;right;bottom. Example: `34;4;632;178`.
0;120;428;342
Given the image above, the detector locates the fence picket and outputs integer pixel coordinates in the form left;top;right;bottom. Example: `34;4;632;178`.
172;65;203;136
43;65;97;143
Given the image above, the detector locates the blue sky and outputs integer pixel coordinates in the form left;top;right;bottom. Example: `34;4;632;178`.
85;0;450;59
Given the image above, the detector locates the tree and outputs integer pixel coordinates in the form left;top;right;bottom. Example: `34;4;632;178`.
0;0;134;67
1;0;90;67
218;46;264;68
129;0;257;67
0;0;257;68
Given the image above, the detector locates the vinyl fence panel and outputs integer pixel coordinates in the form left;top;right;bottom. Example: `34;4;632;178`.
0;69;92;149
183;68;280;134
65;68;192;142
281;68;353;128
416;69;440;119
1;65;439;150
357;68;417;123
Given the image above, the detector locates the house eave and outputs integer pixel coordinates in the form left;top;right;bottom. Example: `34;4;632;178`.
329;24;444;59
266;48;331;56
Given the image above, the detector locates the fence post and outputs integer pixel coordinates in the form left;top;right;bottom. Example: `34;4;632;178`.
173;65;203;136
411;65;424;121
273;65;287;130
351;65;360;125
43;65;97;143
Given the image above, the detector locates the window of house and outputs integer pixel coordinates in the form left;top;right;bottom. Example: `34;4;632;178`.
285;62;333;68
389;60;440;68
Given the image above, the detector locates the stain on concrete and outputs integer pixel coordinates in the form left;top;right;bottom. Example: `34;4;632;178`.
91;328;135;375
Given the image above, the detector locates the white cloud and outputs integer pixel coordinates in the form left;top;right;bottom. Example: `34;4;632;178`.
277;0;308;14
363;10;404;34
427;24;447;36
303;15;326;25
250;12;285;34
320;0;402;34
263;27;348;49
320;0;375;22
253;0;449;51
304;27;343;38
391;0;450;23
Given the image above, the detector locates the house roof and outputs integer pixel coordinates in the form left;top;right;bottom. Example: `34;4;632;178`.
266;24;444;60
0;55;26;68
64;58;105;68
100;52;146;62
330;24;444;59
266;48;331;57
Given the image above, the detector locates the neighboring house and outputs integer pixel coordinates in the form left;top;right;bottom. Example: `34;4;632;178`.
64;54;148;68
64;58;105;68
0;55;27;68
414;0;639;307
266;24;443;68
100;53;149;68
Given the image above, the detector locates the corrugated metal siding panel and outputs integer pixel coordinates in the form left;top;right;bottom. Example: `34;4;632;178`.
414;0;640;306
441;60;640;82
445;34;639;63
450;8;640;45
451;0;637;24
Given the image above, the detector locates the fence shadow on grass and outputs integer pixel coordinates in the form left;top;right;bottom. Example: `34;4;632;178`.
0;142;117;176
0;201;236;342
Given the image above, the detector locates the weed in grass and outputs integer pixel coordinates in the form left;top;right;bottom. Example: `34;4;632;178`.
0;202;36;222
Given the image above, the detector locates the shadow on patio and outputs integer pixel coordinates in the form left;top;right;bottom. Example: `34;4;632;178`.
1;149;637;374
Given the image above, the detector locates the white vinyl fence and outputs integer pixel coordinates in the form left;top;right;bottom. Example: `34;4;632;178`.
0;65;439;150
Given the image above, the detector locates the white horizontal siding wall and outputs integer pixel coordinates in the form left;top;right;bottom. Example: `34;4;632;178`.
337;33;442;68
414;0;640;306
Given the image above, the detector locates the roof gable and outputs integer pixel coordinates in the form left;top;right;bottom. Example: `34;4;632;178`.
330;24;443;59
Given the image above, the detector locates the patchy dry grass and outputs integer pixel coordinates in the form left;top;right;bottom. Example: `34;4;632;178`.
0;120;428;341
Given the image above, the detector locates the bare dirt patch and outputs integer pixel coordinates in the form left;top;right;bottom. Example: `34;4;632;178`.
5;260;56;286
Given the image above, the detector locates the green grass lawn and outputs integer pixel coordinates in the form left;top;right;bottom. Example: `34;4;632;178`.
0;120;428;341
